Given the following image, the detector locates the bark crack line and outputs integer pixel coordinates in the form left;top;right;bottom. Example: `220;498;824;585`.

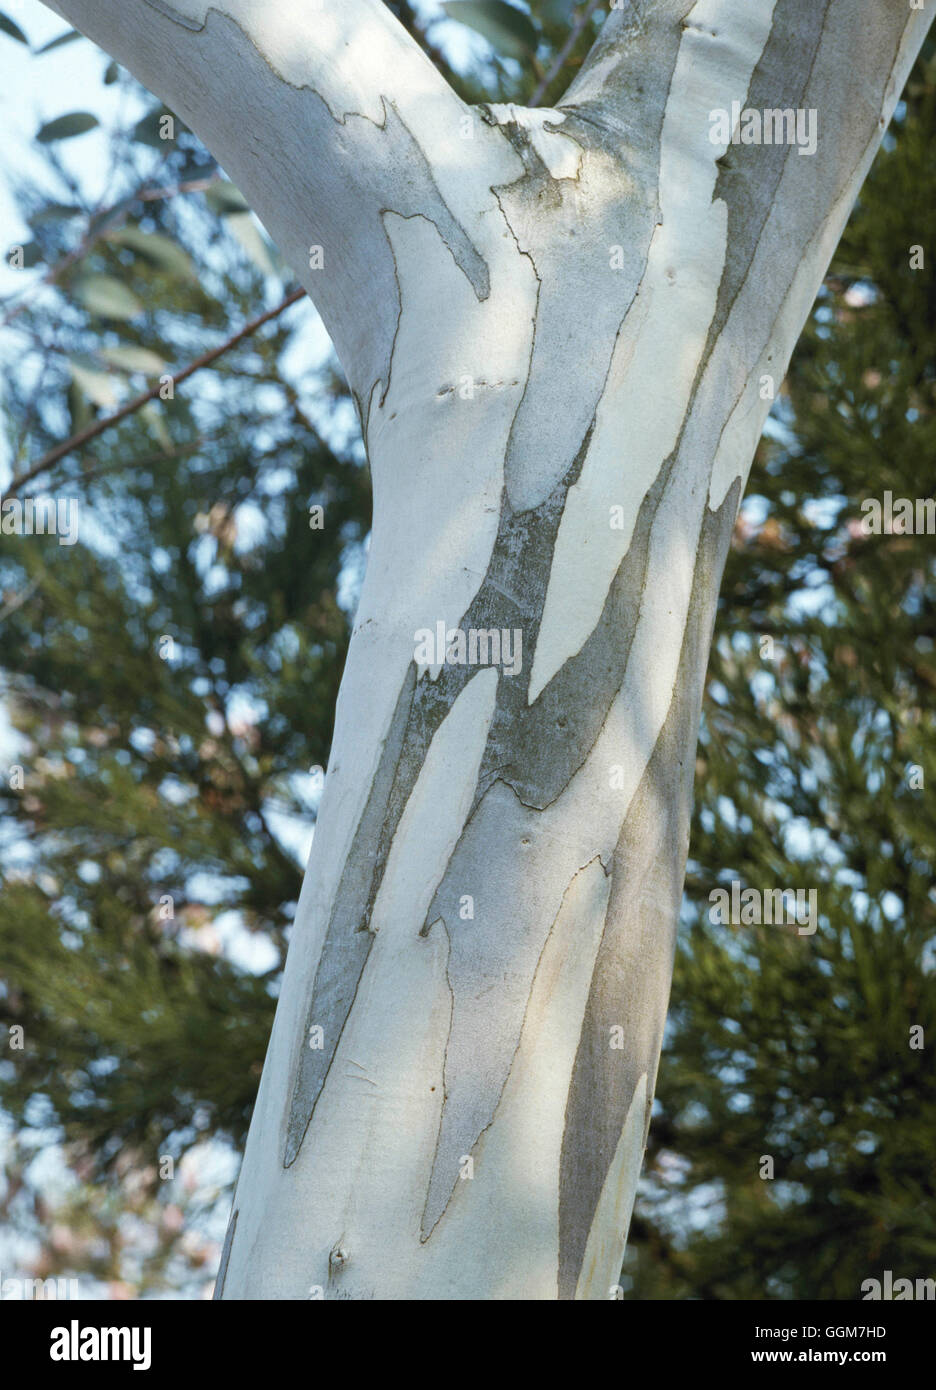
212;1207;237;1300
556;477;742;1297
489;188;542;507
372;200;494;416
419;851;610;1243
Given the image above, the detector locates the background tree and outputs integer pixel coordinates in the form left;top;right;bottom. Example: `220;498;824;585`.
0;7;368;1293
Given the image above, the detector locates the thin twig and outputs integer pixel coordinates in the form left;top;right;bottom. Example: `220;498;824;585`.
137;176;219;203
0;575;42;626
0;177;219;329
6;287;306;501
529;0;603;108
58;435;211;495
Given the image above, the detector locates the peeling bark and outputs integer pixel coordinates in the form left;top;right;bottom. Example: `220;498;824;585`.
41;0;933;1299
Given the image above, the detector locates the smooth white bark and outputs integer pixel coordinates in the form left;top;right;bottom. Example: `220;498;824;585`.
40;0;933;1299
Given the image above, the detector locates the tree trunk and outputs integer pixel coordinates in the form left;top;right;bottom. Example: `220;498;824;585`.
41;0;932;1299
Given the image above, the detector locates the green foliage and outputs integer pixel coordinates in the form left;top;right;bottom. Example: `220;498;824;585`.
442;2;540;61
36;112;100;143
385;0;604;105
0;11;28;45
0;43;368;1294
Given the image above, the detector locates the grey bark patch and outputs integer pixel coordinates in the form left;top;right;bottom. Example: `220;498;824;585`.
283;666;417;1167
491;122;658;513
476;459;668;809
708;0;908;367
136;8;489;410
281;417;642;1171
282;416;682;1189
280;435;590;1166
707;0;829;354
416;458;692;1233
556;480;741;1299
213;1207;237;1300
560;0;694;175
142;0;204;30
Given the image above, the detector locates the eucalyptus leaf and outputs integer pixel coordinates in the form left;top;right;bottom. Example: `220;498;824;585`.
99;345;166;376
37;112;99;143
225;211;276;276
204;180;250;215
441;1;538;60
36;29;81;54
141;401;174;452
108;226;195;278
66;378;91;433
0;12;28;44
16;242;43;269
69;360;119;410
133;106;179;148
29;202;82;226
75;273;143;321
87;195;138;240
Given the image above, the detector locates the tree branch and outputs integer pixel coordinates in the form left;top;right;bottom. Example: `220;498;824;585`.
1;177;218;330
6;287;305;500
529;0;602;109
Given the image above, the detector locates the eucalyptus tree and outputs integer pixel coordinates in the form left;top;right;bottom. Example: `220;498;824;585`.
34;0;932;1299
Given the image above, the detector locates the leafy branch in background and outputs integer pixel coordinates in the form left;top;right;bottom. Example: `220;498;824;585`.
0;11;364;1296
8;286;306;499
